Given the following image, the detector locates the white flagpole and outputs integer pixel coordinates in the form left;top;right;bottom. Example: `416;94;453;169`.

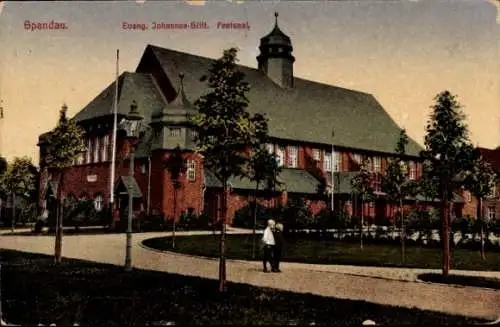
109;49;119;215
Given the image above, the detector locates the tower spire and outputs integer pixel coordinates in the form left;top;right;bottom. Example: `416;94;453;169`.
274;12;279;27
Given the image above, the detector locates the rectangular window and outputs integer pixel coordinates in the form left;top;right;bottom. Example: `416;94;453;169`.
76;153;84;165
373;156;381;173
86;139;92;164
487;185;497;198
487;206;496;220
93;137;100;163
288;146;298;168
276;146;285;167
266;143;274;155
353;153;362;164
187;160;196;182
323;151;332;172
169;128;181;137
102;135;109;161
409;161;417;180
190;129;198;138
333;151;340;172
140;164;147;174
313;149;320;161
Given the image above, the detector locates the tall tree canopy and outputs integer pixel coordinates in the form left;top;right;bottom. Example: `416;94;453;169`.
44;104;86;264
44;104;86;170
421;90;476;276
0;156;37;200
191;47;269;291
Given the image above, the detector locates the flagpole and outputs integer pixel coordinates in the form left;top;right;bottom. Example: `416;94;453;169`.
110;49;119;220
331;128;335;214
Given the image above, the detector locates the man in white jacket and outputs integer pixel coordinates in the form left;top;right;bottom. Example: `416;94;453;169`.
262;219;276;272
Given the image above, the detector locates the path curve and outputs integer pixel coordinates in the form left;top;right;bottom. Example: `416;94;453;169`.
0;229;499;320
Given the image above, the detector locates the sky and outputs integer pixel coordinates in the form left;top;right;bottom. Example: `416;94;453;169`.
0;0;498;163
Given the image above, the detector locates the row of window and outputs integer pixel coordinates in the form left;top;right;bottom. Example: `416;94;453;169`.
266;144;419;178
73;135;110;165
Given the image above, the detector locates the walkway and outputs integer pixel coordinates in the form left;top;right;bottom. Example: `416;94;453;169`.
0;228;499;320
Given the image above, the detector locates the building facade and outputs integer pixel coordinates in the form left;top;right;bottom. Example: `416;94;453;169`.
462;147;500;221
37;15;466;225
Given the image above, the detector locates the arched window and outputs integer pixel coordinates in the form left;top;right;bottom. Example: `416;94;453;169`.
94;193;104;212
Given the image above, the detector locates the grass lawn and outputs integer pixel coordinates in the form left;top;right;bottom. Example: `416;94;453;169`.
0;250;488;326
143;234;500;271
418;273;500;290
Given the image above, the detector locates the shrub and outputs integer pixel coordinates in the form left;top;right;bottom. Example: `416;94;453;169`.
232;203;271;229
141;214;167;231
178;208;212;230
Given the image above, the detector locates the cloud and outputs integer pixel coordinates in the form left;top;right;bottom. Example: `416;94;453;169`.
185;0;206;5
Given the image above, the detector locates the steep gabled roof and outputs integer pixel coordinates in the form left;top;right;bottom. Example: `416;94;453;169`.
73;72;167;124
143;44;423;156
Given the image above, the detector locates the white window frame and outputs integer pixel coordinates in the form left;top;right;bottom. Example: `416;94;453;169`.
187;159;196;182
353;153;362;164
190;129;198;138
140;163;147;174
170;128;181;137
77;153;84;165
276;146;285;167
373;156;381;173
288;146;298;168
333;151;340;172
93;137;100;163
323;151;332;172
487;206;496;220
266;143;274;155
313;149;320;161
94;194;104;212
409;161;417;180
86;139;92;164
102;135;109;162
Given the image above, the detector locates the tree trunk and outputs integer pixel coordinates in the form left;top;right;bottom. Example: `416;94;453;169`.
400;198;405;264
252;183;259;259
54;170;64;264
172;186;177;249
478;197;485;260
360;197;364;250
441;187;450;276
11;193;15;233
219;180;228;292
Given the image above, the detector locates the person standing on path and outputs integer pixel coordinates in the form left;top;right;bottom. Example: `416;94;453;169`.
272;223;284;272
262;219;276;272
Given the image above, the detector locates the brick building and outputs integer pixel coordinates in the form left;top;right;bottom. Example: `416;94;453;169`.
37;15;465;225
462;147;500;221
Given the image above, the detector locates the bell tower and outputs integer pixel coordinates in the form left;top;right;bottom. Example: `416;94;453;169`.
257;12;295;88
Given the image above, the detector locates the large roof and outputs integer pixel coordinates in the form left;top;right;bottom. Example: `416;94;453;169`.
72;44;423;156
143;44;423;156
73;72;166;124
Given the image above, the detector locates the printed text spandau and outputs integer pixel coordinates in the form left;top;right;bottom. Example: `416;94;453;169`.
122;20;251;31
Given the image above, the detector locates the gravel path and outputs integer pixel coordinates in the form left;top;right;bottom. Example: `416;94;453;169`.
0;229;499;320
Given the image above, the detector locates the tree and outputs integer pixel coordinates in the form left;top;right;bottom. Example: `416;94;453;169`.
351;158;375;249
420;91;476;276
192;48;269;292
464;152;496;259
44;104;86;264
0;156;37;231
164;145;187;249
245;145;282;258
381;128;412;263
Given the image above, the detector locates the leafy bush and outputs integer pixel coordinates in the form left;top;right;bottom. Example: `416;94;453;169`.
178;208;211;230
232;203;271;229
141;214;167;231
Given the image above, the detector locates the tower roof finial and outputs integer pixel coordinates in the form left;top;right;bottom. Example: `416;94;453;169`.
274;12;279;26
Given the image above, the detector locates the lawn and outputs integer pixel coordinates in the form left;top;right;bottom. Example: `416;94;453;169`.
0;250;487;326
142;234;500;271
418;273;500;290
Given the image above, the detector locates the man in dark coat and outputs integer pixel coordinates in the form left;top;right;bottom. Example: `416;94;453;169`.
272;223;284;272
